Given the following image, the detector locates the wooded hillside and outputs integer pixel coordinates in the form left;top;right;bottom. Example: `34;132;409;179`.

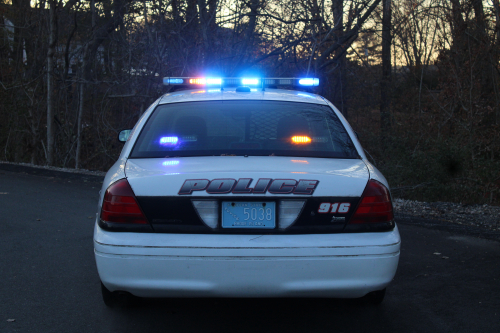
0;0;499;204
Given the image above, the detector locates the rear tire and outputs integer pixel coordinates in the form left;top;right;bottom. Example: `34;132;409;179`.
364;288;386;305
101;282;115;307
101;282;139;308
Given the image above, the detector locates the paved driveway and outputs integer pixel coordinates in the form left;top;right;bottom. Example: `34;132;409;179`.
0;167;498;333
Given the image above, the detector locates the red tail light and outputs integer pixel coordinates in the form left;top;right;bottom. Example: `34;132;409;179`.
100;179;148;224
350;180;394;224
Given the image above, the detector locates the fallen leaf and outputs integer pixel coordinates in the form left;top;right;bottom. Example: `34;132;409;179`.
433;252;441;255
36;218;41;221
7;319;15;322
88;216;93;219
442;256;449;259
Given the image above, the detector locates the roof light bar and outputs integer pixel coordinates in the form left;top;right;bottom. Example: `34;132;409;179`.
163;77;320;88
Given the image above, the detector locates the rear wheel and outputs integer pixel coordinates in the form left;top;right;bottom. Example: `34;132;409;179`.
101;282;115;307
101;282;139;308
364;288;386;305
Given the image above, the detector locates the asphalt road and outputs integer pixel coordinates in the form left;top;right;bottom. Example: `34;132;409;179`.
1;166;499;333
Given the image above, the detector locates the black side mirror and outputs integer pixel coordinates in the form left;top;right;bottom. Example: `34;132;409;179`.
118;129;132;142
354;131;360;140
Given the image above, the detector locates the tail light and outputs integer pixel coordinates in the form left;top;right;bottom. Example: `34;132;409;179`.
350;179;394;224
100;179;148;225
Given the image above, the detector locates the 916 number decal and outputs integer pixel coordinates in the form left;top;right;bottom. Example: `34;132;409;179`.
318;202;351;213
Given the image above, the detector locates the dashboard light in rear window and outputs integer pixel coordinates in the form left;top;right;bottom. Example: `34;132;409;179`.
181;135;197;142
162;160;180;166
160;136;179;145
291;136;311;144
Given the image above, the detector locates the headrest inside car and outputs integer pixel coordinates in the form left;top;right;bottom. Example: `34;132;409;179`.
174;116;207;138
277;116;309;139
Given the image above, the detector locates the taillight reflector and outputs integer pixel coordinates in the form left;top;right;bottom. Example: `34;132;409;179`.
350;180;393;224
100;179;148;224
192;200;218;229
279;200;305;229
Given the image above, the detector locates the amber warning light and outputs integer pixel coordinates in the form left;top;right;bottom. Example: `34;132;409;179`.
291;136;312;144
189;78;206;85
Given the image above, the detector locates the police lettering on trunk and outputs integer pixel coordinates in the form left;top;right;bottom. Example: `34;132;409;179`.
178;178;319;195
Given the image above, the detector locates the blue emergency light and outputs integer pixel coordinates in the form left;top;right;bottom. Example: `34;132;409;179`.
159;136;179;145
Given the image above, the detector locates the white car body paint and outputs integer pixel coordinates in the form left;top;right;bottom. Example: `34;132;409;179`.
125;157;369;197
94;87;400;298
94;225;400;298
158;88;326;105
363;160;390;188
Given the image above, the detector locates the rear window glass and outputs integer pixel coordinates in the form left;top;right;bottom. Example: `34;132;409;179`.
130;100;358;159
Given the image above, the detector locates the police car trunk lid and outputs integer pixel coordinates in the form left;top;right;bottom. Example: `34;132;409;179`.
125;156;369;233
126;156;368;196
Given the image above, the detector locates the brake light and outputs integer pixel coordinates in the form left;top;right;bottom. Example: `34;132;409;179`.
350;180;393;224
100;179;148;224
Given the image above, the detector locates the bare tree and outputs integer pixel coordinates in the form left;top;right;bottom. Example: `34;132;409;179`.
380;0;391;145
46;0;57;165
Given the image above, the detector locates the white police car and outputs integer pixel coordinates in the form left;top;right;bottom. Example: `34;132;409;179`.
94;77;400;306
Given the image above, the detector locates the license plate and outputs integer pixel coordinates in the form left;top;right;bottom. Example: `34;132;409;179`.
222;201;276;229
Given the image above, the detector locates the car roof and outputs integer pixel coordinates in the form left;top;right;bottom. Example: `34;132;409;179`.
158;88;328;105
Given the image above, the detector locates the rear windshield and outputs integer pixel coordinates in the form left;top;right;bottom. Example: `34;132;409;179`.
130;100;358;158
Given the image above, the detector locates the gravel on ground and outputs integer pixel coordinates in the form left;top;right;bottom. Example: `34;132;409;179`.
393;198;500;232
393;198;500;241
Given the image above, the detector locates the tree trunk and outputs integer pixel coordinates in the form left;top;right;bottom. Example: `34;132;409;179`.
233;0;261;74
198;0;210;66
331;0;347;117
380;0;392;146
332;0;343;31
75;0;126;168
472;0;486;38
75;50;86;169
46;0;57;166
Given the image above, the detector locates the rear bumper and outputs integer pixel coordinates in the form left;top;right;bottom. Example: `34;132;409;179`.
94;224;400;298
